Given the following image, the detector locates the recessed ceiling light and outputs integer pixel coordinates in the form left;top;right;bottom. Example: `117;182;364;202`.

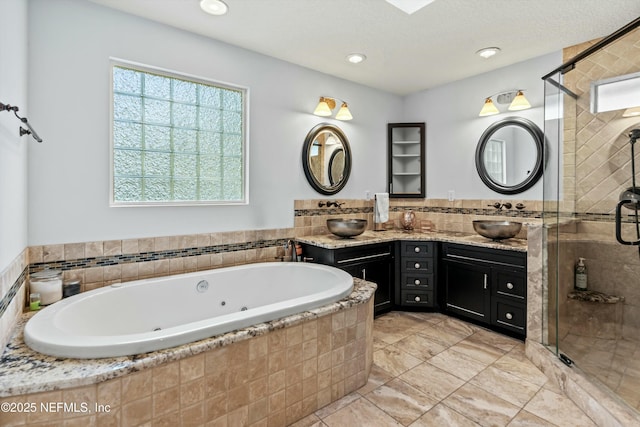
200;0;228;16
385;0;436;15
346;53;367;64
476;47;501;59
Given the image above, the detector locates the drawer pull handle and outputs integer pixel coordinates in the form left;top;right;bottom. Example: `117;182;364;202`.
414;247;421;253
414;279;421;285
414;296;421;302
505;312;513;320
506;282;514;290
483;274;488;290
414;263;421;269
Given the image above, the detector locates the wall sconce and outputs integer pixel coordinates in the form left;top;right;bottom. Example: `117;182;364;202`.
0;102;43;142
313;96;353;121
479;90;531;117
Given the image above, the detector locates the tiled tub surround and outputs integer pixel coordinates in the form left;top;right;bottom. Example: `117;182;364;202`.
0;249;29;355
0;279;375;426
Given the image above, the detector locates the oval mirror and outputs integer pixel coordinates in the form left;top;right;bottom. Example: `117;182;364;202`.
302;123;351;195
475;117;544;194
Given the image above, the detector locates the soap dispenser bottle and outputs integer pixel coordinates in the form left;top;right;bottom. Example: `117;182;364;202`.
575;257;588;291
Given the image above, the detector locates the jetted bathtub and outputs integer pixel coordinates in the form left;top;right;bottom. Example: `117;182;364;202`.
24;262;353;359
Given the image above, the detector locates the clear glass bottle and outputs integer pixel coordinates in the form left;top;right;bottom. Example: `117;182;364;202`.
30;269;63;305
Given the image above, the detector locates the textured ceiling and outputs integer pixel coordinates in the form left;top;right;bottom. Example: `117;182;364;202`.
89;0;640;95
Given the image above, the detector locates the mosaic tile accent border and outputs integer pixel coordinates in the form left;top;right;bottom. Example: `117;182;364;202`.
0;268;28;319
29;238;291;274
576;212;640;223
295;206;543;219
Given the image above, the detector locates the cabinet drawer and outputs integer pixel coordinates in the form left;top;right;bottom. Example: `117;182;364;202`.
400;257;433;273
400;273;434;290
400;241;434;257
493;300;525;332
400;290;433;307
494;270;526;301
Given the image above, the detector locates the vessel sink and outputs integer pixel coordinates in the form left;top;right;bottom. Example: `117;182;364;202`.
327;219;367;238
472;220;522;240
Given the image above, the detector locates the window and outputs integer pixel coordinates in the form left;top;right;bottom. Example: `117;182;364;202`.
110;59;248;206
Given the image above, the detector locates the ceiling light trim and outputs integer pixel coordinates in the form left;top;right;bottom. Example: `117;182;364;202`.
200;0;228;16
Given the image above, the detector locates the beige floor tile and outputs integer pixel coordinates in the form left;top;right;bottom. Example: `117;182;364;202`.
409;403;481;427
314;392;360;419
363;378;437;425
392;333;447;361
321;397;403;427
492;350;549;387
449;336;505;365
443;383;520;427
399;362;465;402
290;413;328;427
427;348;489;381
411;323;467;348
469;366;542;407
373;346;423;377
524;388;597;427
506;410;556;426
466;328;521;353
356;364;394;395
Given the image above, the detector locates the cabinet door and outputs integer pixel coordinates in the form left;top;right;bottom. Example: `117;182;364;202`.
388;123;425;198
343;258;393;315
443;259;491;324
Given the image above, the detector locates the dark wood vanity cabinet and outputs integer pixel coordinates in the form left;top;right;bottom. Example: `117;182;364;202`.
441;243;527;337
395;241;438;309
299;242;394;316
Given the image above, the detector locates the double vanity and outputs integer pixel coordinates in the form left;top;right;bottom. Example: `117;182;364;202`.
298;229;528;338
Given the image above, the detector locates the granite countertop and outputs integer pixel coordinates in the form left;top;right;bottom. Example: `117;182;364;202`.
0;279;376;397
296;229;529;252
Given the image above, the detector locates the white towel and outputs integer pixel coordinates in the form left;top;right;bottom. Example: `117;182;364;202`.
374;193;389;223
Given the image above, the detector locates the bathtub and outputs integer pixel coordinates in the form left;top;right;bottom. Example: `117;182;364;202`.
24;262;353;359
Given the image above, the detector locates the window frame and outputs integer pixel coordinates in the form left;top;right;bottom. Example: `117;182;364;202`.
109;58;250;207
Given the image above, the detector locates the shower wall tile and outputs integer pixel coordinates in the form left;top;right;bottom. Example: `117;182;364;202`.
0;248;28;352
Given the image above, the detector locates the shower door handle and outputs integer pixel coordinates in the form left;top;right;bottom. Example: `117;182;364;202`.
615;199;640;245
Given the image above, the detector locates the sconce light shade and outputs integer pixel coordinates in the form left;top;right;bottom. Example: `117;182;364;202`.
313;96;353;120
623;106;640;117
479;98;500;116
313;99;333;117
335;102;353;121
508;90;531;111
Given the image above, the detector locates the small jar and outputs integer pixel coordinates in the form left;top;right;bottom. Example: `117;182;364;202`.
63;279;81;298
30;269;63;305
401;210;416;231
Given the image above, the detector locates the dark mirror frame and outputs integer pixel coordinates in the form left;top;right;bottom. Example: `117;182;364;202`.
302;123;352;195
475;116;544;195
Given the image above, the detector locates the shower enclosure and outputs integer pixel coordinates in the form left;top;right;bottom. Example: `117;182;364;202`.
542;17;640;412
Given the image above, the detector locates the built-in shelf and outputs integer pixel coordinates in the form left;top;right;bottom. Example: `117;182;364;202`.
388;122;425;198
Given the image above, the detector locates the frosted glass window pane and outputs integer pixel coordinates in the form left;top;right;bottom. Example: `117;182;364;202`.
144;125;171;151
114;177;142;201
114;68;141;95
173;103;197;128
174;179;197;200
174;80;197;103
114;121;142;149
144;152;171;176
174;153;197;178
222;111;242;134
199;86;222;108
111;62;246;204
199;131;221;154
144;99;171;125
143;178;171;201
144;74;171;99
114;149;142;176
199;107;222;131
199;155;221;178
223;134;242;156
223;90;242;111
114;94;142;121
174;129;198;152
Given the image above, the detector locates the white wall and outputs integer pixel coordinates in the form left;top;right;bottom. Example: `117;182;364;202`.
27;0;402;245
403;51;561;200
0;0;28;270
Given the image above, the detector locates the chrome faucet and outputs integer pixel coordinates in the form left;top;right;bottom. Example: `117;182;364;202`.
488;202;512;210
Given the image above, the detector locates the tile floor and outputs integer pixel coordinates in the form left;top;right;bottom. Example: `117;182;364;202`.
291;311;597;427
